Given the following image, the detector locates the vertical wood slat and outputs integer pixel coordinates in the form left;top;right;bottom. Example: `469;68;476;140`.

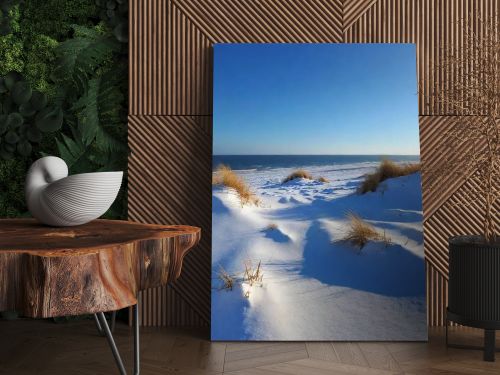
427;261;452;327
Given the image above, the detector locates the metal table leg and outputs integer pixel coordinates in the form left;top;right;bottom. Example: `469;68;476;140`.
94;311;117;336
446;318;498;362
94;304;140;375
484;329;496;362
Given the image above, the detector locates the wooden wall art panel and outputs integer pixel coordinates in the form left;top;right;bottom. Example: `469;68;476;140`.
129;0;499;327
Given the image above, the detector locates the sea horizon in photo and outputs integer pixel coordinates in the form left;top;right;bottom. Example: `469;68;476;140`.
213;154;420;170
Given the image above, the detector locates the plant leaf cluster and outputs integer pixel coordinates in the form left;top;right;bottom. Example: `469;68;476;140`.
0;0;128;219
0;71;62;159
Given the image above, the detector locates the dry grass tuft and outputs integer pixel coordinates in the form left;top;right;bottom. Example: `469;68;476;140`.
265;223;279;231
213;164;259;206
282;169;313;183
242;260;264;298
243;260;263;287
217;265;235;291
317;176;330;183
339;212;392;251
358;159;420;194
341;212;380;249
379;230;393;248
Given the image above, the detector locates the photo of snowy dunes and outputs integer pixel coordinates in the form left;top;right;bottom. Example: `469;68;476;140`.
211;156;427;341
211;43;425;341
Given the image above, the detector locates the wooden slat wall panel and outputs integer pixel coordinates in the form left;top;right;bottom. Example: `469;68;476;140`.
128;115;211;326
129;0;498;327
129;0;167;115
427;263;448;327
167;1;213;115
173;0;343;43
343;0;379;32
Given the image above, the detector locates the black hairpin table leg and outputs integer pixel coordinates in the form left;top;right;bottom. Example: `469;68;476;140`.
94;311;117;336
94;303;140;375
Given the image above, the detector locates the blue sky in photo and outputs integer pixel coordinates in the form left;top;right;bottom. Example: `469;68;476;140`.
213;43;419;155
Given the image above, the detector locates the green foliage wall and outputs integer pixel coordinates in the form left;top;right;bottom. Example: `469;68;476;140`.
0;0;128;218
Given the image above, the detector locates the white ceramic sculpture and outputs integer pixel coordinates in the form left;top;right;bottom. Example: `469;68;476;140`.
25;156;123;226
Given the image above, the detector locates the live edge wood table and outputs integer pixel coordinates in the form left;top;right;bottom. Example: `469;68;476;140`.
0;219;200;375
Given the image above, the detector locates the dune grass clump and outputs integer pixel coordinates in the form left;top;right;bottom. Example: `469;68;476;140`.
339;212;392;251
243;260;263;287
212;164;259;206
265;223;279;231
317;176;330;183
216;260;264;298
358;159;421;194
217;265;235;291
282;169;313;183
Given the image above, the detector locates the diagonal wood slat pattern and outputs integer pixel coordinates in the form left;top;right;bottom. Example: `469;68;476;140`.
419;116;486;220
129;0;499;327
173;0;343;43
343;0;379;32
128;115;211;326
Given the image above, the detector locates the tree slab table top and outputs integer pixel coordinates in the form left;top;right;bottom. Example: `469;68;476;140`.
0;219;201;318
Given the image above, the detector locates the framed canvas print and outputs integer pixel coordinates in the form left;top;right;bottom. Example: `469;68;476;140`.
211;43;427;341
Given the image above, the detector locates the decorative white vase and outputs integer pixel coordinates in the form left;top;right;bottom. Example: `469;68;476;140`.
25;156;123;227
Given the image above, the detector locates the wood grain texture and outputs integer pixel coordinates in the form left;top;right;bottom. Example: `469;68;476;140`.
129;0;499;327
0;219;200;318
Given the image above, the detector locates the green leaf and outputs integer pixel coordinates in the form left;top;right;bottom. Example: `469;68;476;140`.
4;130;19;144
7;112;23;128
113;22;128;43
3;142;15;152
11;81;32;105
35;106;63;132
0;78;7;94
2;97;14;114
72;72;126;152
0;115;7;134
53;25;120;93
19;103;36;117
0;148;13;160
3;72;22;90
17;141;32;156
56;131;92;172
30;91;48;111
26;127;42;143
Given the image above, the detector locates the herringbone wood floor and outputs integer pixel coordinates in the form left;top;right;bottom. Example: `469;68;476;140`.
1;319;499;374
